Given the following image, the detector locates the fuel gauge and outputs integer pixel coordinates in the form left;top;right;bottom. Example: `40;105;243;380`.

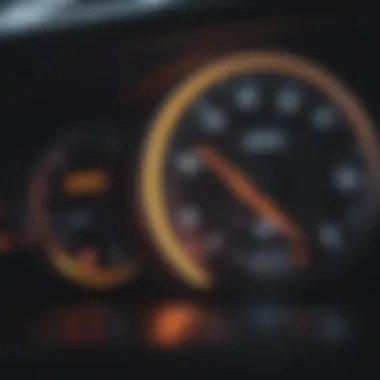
29;126;139;289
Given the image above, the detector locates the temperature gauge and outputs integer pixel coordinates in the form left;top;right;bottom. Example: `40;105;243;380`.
29;126;139;289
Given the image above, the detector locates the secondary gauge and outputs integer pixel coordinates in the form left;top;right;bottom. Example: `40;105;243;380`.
29;126;139;289
140;51;380;290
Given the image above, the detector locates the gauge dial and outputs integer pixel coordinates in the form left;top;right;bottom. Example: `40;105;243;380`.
140;51;380;290
29;127;139;289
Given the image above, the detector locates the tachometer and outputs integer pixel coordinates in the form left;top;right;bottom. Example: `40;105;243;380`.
140;51;380;290
29;126;139;289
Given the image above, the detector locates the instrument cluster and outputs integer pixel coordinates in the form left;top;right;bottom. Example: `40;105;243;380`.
1;8;380;298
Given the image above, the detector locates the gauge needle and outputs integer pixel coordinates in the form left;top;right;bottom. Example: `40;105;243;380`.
195;144;309;269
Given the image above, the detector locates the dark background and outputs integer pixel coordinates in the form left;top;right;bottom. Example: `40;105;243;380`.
0;1;379;376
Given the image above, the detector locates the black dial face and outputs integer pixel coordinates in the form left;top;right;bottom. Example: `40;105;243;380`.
167;75;365;280
29;127;139;288
141;52;380;290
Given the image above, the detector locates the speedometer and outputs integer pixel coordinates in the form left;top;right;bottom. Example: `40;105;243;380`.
140;51;380;290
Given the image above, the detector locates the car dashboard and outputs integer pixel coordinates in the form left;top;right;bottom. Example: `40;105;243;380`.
0;1;379;376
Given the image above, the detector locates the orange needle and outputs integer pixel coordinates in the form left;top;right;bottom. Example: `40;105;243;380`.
195;144;309;269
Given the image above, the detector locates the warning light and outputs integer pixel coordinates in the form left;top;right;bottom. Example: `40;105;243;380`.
148;303;201;348
62;170;109;196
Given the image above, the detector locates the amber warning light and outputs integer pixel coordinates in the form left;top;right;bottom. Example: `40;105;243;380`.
62;170;109;196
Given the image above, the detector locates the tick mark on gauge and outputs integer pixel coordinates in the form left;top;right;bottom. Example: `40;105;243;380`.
275;86;303;114
175;151;202;177
233;83;261;111
196;100;228;134
176;206;202;232
317;221;344;253
332;164;362;195
311;104;337;131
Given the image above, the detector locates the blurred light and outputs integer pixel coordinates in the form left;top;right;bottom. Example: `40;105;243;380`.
0;0;179;35
0;0;74;28
140;0;177;6
146;302;203;349
62;169;109;196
